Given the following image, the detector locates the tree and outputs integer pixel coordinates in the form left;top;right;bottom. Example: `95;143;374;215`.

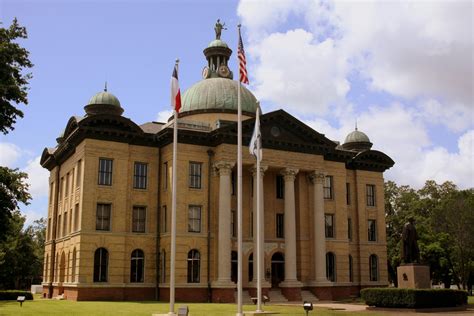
385;180;474;289
0;18;33;134
0;166;31;241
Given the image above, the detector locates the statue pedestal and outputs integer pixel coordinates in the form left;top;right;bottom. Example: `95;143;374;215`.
397;264;430;289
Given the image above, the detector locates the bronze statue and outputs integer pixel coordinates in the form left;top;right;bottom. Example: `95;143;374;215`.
214;19;227;40
402;217;420;263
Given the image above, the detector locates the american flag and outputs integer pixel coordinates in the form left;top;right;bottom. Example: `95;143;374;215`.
238;27;249;84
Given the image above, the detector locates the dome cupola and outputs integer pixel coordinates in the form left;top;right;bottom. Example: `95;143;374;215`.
180;19;257;117
84;83;124;116
342;124;373;152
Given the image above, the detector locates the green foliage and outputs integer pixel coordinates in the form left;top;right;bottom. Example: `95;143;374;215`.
0;211;45;290
385;180;474;289
0;18;33;134
361;288;468;308
0;290;33;300
0;166;31;242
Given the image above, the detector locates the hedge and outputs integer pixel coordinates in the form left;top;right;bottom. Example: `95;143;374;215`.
361;288;467;308
0;290;34;301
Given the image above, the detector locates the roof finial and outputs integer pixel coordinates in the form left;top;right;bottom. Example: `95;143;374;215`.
355;118;358;131
104;81;108;92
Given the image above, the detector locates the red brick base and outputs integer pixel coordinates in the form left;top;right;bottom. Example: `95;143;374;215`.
158;287;209;302
211;288;235;303
43;286;156;301
281;287;302;301
309;285;360;300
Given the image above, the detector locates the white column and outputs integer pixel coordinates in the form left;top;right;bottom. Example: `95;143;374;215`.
309;170;329;284
280;168;302;287
214;160;235;286
250;165;269;287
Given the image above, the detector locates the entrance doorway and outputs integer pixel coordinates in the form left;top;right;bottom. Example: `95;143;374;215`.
271;252;284;287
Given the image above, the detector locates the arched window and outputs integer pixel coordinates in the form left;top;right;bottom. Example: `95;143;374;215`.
44;254;49;282
131;249;144;283
59;252;66;283
231;251;237;283
161;249;166;283
349;255;353;282
71;248;76;283
187;249;200;283
248;253;253;282
369;254;378;281
94;248;108;282
326;252;336;282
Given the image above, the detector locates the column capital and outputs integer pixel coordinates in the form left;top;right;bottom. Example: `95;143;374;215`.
249;165;268;177
280;168;299;182
213;160;235;176
308;170;326;184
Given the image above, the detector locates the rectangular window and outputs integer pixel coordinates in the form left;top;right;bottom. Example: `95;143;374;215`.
96;203;111;231
323;176;333;199
58;214;62;237
250;211;253;237
346;183;351;205
76;160;82;187
60;177;64;200
276;213;284;238
133;162;148;189
368;219;377;241
49;182;53;205
98;158;113;186
325;214;334;238
65;173;70;197
366;184;376;206
276;175;284;199
47;218;51;240
231;210;236;237
189;162;202;189
231;170;236;196
161;205;167;233
132;206;146;233
348;218;352;241
163;162;168;190
188;205;201;233
74;204;79;231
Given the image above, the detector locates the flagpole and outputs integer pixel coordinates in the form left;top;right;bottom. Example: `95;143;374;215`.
169;59;180;316
236;24;244;316
256;103;263;313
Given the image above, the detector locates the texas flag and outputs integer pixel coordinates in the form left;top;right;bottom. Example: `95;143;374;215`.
171;62;181;113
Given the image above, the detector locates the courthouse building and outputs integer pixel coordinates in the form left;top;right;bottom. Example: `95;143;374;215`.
40;31;394;302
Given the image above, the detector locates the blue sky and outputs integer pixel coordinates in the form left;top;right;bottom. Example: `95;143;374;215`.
1;0;472;224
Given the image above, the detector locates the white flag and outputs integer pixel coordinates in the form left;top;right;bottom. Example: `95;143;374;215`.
249;104;262;161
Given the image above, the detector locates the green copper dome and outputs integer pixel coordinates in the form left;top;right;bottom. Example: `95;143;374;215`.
181;78;257;114
87;91;121;107
208;39;229;48
84;90;124;116
344;129;371;144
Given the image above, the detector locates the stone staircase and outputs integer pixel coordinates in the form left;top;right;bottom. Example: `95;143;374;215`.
268;288;288;303
301;290;319;303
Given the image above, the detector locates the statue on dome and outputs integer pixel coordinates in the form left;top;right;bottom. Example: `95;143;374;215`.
214;19;227;40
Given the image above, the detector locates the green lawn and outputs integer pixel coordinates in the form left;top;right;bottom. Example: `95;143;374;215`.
0;295;379;316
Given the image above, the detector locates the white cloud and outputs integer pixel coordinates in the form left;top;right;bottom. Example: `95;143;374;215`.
156;110;173;123
251;29;349;115
23;156;49;199
418;99;473;133
0;142;22;167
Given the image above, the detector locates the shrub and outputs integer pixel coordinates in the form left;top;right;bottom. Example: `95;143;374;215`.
0;290;34;301
361;288;467;308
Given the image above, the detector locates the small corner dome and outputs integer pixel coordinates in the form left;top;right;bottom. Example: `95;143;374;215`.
87;91;121;107
342;128;373;152
344;129;371;144
84;90;124;116
208;39;228;48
